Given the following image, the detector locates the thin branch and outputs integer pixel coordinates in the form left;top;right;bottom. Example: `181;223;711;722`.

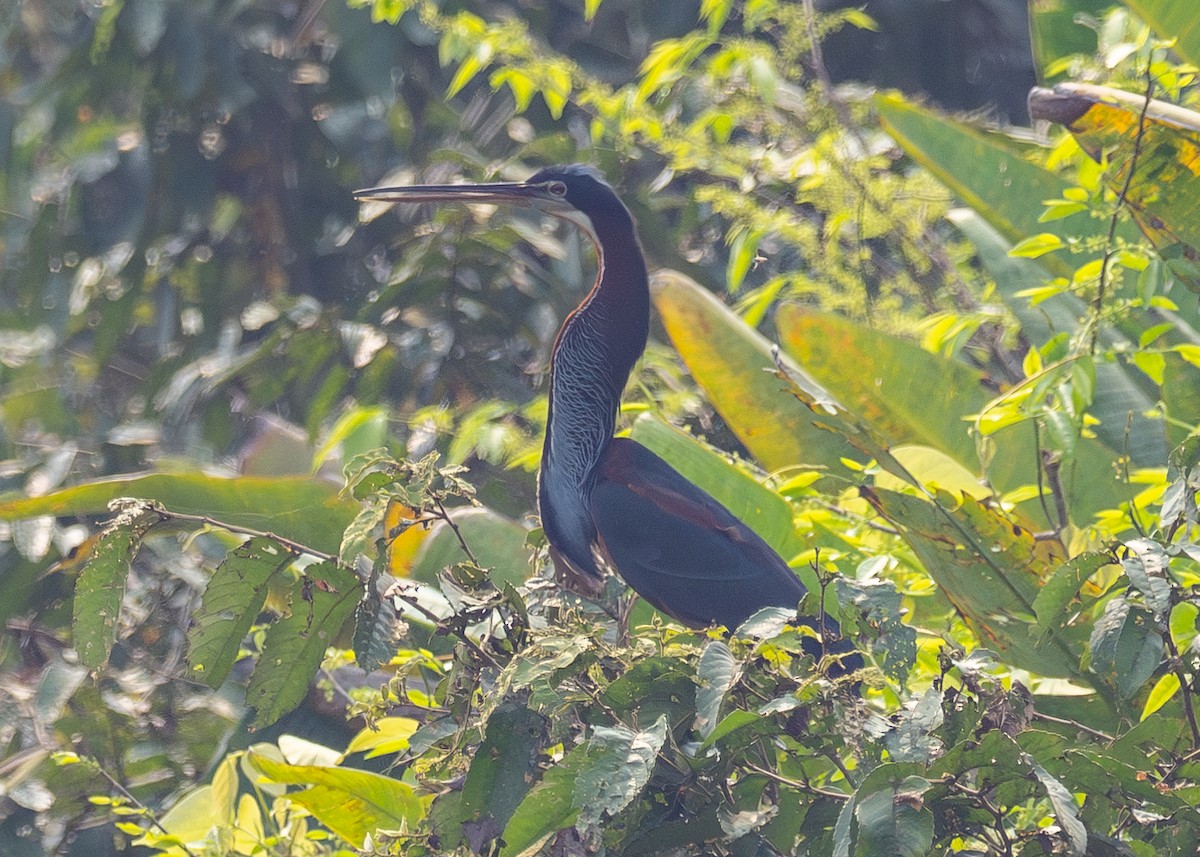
88;760;199;857
149;507;336;563
744;762;850;802
1089;66;1154;354
1031;711;1114;742
432;495;481;567
1163;631;1200;749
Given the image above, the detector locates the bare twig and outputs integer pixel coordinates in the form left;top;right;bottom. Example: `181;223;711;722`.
1089;67;1155;353
744;762;850;801
1031;711;1114;742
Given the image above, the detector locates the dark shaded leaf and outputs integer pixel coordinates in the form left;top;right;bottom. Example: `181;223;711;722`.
246;561;362;727
73;512;154;669
188;537;293;687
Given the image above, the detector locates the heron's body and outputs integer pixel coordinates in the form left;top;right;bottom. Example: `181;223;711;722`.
356;165;857;673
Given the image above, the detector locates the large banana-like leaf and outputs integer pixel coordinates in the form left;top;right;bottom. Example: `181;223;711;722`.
774;305;1131;521
0;472;355;556
875;93;1139;258
649;269;859;473
862;486;1094;684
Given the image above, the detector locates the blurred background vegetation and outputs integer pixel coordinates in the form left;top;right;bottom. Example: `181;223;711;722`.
4;0;1200;854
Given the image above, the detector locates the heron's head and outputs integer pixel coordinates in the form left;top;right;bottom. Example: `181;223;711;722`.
354;163;629;227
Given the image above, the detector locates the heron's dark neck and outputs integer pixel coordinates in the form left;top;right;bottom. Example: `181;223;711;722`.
538;207;649;574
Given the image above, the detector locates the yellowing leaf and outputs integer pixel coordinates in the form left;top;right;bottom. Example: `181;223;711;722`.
1009;233;1066;258
1141;672;1181;720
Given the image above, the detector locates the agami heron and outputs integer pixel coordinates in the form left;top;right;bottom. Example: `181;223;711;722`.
356;165;858;674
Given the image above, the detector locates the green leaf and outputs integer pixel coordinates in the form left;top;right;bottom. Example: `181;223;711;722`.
1032;553;1110;636
498;746;581;857
694;639;738;739
776;307;1030;498
876;94;1110;252
246;561;362;727
73;513;154;669
1088;597;1163;700
862;488;1089;681
188;537;294;687
726;228;762;291
1122;538;1171;620
458;704;546;840
854;775;934;857
248;750;423;847
1025;755;1087;856
573;717;667;828
583;0;602;22
352;560;403;673
649;269;860;473
0;472;356;556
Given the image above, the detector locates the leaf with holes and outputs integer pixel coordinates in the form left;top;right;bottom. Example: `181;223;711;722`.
246;561;361;727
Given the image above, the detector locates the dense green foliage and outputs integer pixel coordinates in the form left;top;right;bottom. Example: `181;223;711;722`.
5;0;1200;854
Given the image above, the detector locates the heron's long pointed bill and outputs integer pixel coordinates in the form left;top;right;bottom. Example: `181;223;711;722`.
353;180;553;206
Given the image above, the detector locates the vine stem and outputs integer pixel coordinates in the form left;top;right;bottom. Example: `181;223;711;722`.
1163;630;1200;749
1089;66;1154;354
744;762;850;801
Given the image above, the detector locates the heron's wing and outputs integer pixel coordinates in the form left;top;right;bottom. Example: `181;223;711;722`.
589;437;807;629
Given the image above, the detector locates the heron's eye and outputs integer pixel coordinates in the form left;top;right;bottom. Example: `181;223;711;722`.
547;181;568;198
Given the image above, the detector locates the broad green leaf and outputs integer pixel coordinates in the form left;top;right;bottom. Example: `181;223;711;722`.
1028;83;1200;289
600;656;696;728
694;639;738;739
854;775;934;857
73;514;153;669
776;304;1130;523
649;269;858;473
0;472;356;556
876;93;1108;251
1088;598;1163;700
498;743;582;857
496;717;669;854
459;704;546;838
188;537;293;687
862;487;1088;680
1122;538;1171;619
1032;553;1111;636
776;308;992;482
342;716;420;760
248;750;423;847
574;717;667;828
246;561;361;727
